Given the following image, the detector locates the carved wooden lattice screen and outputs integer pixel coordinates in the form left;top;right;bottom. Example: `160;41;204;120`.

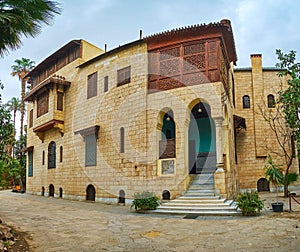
148;39;221;92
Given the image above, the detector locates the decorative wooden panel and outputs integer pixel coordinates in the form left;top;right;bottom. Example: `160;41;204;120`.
160;58;180;76
37;91;49;117
57;92;63;111
148;38;225;92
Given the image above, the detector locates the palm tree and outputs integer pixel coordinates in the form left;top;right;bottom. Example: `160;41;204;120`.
11;58;35;138
6;97;21;158
6;97;21;137
0;0;61;56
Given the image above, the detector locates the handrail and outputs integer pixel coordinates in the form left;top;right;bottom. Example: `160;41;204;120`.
290;194;300;205
288;192;300;212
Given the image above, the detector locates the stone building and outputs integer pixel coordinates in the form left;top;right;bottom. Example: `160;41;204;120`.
25;19;299;202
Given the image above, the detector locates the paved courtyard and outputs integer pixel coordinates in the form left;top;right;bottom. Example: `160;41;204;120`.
0;190;299;251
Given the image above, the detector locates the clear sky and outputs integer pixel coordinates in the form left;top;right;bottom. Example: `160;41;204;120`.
1;0;299;103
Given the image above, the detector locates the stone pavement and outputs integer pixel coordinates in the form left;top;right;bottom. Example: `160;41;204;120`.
0;190;299;252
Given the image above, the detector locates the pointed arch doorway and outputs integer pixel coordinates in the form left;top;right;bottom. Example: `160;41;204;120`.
188;102;216;174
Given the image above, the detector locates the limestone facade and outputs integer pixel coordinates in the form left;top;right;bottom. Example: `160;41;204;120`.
25;20;299;202
234;55;299;191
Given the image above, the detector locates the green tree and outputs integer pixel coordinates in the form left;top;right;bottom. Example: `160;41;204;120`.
6;97;21;138
0;0;62;56
14;130;27;189
0;81;14;161
275;49;300;196
11;58;35;138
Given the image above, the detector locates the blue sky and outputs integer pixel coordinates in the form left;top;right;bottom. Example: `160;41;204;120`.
1;0;300;102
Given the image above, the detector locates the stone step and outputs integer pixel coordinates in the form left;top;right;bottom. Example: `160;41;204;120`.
149;209;241;216
157;205;237;211
189;184;214;189
179;195;221;200
171;198;226;204
158;201;232;209
184;191;216;196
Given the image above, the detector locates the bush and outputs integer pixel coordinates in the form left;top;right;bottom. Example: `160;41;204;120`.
131;191;160;211
236;191;264;216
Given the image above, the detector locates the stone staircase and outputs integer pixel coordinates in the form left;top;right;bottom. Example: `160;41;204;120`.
151;173;241;216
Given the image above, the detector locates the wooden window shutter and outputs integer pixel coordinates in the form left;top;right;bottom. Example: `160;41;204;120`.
57;92;63;111
87;72;98;99
85;134;97;166
29;109;33;128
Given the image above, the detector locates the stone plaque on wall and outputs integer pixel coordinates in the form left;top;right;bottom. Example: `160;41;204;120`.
161;160;175;174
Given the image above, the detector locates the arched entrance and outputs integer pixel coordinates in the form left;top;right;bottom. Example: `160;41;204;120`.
257;178;270;192
188;102;216;174
118;189;125;204
86;184;96;201
49;184;54;197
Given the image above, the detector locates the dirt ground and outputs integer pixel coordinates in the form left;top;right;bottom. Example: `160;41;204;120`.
0;190;299;252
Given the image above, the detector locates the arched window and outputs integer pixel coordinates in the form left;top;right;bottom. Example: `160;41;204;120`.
60;146;63;162
159;110;176;159
267;94;275;108
48;141;56;169
162;111;175;140
242;95;250;109
120;127;125;153
42;151;45;165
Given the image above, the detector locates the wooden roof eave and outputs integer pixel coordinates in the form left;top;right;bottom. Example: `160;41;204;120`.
145;20;237;64
25;76;71;102
25;40;82;78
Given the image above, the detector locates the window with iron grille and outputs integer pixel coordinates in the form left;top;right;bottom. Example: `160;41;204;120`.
87;72;98;99
28;151;33;177
48;141;56;169
85;134;97;166
117;66;131;86
242;95;250;109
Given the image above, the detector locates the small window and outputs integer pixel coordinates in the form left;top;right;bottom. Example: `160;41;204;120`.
28;151;33;177
117;66;131;86
87;72;98;99
60;146;63;162
104;76;108;92
242;95;250;109
42;151;45;165
267;94;275;108
29;109;33;128
57;92;63;111
85;134;97;166
120;127;125;153
48;141;56;169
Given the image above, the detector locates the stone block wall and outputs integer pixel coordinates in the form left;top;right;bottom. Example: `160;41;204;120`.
234;55;299;191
